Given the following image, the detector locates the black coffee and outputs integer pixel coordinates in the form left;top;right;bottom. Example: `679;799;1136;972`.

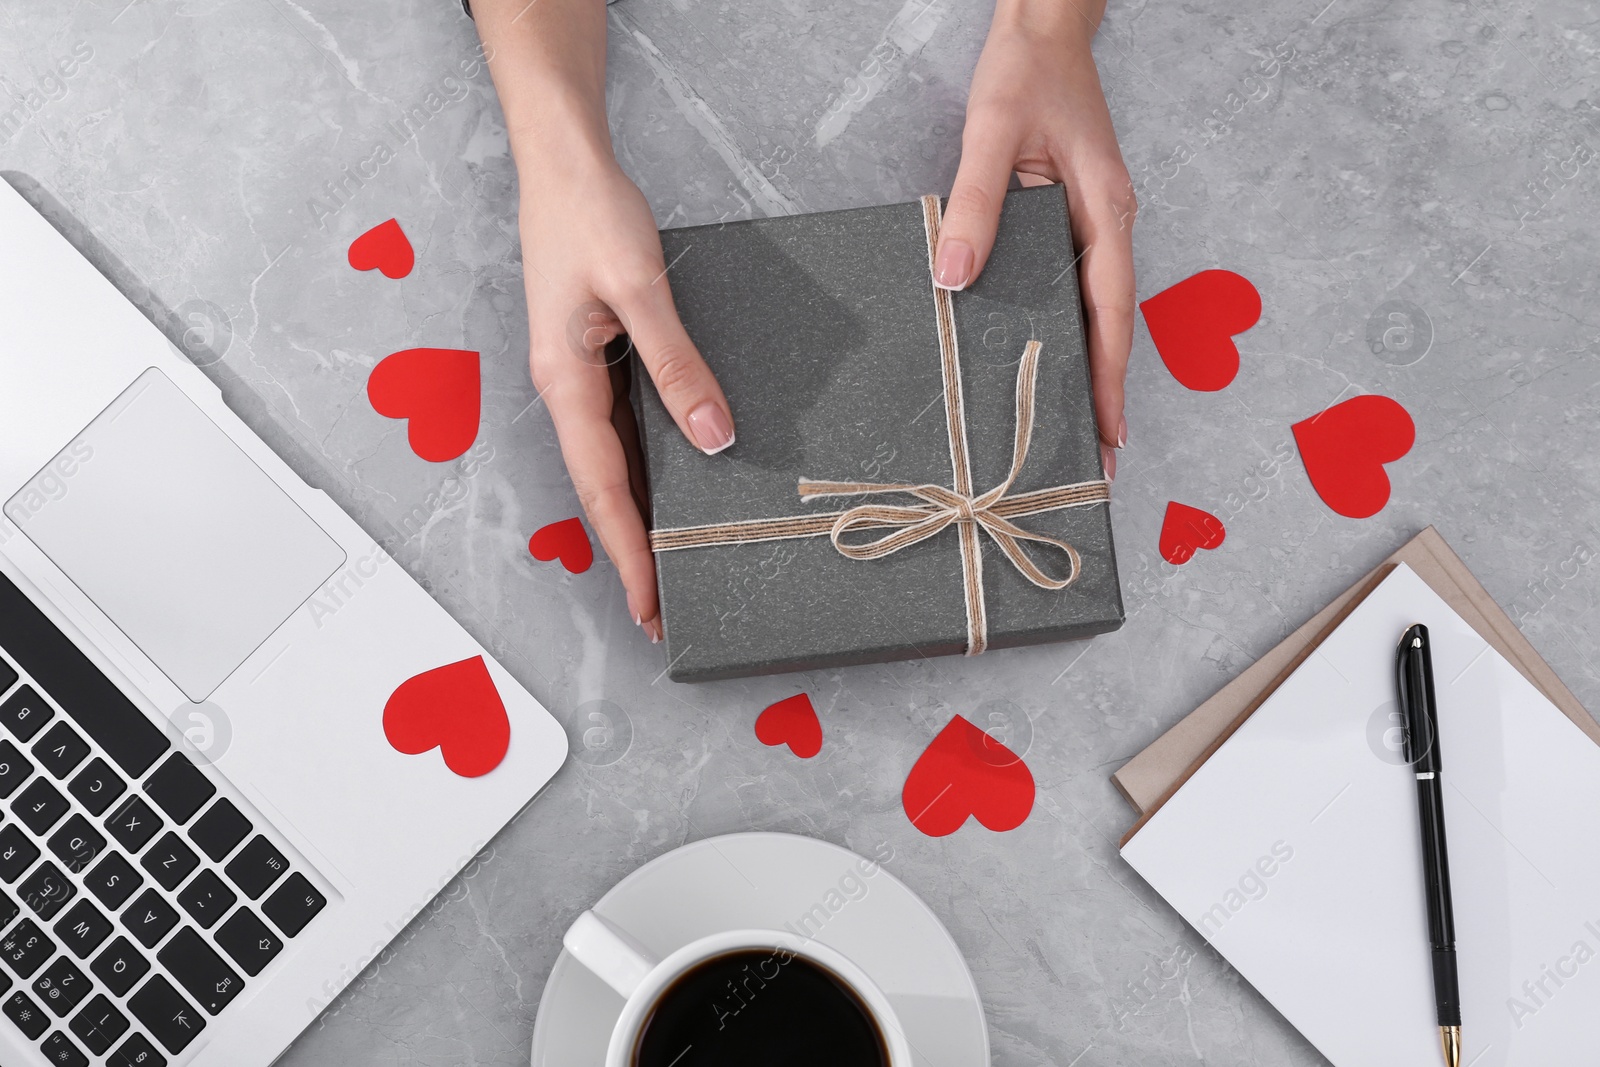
634;949;888;1067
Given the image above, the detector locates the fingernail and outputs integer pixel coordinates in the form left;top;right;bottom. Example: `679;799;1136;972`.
1118;415;1128;449
933;240;974;291
644;617;663;644
688;402;736;454
1101;444;1117;484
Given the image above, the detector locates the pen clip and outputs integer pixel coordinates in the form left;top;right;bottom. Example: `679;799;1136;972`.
1396;624;1438;773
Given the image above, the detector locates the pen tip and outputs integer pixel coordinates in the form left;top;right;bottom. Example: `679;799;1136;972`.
1441;1025;1461;1067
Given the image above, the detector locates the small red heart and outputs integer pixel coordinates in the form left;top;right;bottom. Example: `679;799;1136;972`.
348;218;414;279
382;656;509;778
902;716;1035;837
1140;269;1262;391
367;347;481;462
1292;395;1415;518
755;693;822;758
528;517;593;574
1159;501;1226;565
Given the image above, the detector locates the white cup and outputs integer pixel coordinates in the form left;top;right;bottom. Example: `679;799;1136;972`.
563;910;915;1067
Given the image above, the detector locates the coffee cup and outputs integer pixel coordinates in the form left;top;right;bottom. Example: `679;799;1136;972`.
563;910;915;1067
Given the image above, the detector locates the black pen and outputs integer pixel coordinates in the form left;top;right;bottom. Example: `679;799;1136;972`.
1397;624;1461;1067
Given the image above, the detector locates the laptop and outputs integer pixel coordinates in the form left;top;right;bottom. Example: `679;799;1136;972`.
0;176;567;1066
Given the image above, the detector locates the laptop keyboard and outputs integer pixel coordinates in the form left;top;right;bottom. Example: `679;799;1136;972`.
0;573;327;1065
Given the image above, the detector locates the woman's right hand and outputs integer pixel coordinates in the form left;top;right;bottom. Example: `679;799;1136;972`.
474;0;726;641
518;156;734;644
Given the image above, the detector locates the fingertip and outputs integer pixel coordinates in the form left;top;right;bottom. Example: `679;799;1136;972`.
627;589;660;632
687;400;736;454
933;237;976;291
1097;410;1124;450
629;600;663;644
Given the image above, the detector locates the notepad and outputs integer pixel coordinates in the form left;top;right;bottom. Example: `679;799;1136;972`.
1121;563;1600;1066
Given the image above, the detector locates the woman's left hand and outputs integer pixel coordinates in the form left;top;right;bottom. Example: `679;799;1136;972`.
934;1;1136;482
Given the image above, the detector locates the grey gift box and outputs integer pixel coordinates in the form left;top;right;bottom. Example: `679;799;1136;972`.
634;184;1123;682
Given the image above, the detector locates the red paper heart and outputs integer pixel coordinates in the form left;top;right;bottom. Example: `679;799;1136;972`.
528;517;593;574
383;656;509;778
367;347;481;462
755;693;822;759
1159;501;1226;565
1292;395;1415;518
348;218;414;279
1139;269;1262;391
902;716;1035;837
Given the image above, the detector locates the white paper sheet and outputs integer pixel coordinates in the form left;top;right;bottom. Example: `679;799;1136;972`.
1121;564;1600;1066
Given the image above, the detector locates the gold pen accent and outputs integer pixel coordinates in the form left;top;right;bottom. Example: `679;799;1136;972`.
1440;1025;1461;1067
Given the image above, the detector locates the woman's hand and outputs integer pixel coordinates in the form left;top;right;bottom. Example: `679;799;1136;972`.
933;0;1135;481
518;159;733;645
475;0;732;643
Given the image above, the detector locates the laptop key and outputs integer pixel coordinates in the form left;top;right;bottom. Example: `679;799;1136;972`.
3;988;48;1038
188;798;251;861
84;852;143;911
141;832;199;891
0;918;55;977
91;936;150;997
33;955;90;1017
158;927;243;1016
14;777;71;835
127;975;205;1054
225;835;288;899
47;814;106;873
0;656;15;697
0;886;15;929
41;1029;90;1066
109;1032;167;1066
67;757;126;816
105;795;162;853
0;739;31;798
32;722;90;780
0;823;39;882
176;869;235;929
142;754;214;826
263;873;326;938
214;907;282;976
0;685;54;742
40;1030;89;1067
69;993;129;1055
54;900;113;958
121;889;178;949
18;861;76;920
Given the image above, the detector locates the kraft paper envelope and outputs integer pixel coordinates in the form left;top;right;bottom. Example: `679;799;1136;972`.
1114;527;1599;836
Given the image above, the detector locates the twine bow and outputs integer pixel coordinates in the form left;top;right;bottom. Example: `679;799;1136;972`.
648;194;1109;655
798;336;1101;615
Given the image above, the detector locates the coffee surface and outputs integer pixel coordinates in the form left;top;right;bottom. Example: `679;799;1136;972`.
634;949;888;1067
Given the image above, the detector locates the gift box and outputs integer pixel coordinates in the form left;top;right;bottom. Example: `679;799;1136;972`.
635;185;1123;682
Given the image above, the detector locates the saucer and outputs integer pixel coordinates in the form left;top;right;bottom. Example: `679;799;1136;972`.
530;833;989;1066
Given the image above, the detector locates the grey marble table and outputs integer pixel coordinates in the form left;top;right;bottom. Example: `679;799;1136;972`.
4;0;1597;1063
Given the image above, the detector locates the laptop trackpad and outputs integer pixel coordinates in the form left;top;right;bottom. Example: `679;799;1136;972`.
4;369;345;701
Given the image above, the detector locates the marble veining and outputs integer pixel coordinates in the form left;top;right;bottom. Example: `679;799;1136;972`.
2;0;1596;1063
